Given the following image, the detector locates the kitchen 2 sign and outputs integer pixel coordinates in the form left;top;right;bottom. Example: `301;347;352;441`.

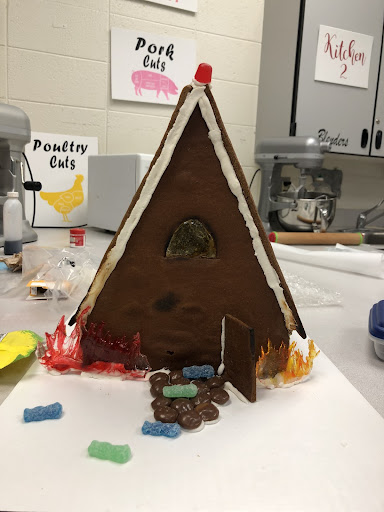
315;25;373;89
111;27;196;105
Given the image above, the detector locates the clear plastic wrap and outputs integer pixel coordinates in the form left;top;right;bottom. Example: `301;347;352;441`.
283;271;342;307
22;246;96;303
0;245;97;311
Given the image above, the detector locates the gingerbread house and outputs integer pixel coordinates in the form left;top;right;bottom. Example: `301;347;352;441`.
72;64;305;401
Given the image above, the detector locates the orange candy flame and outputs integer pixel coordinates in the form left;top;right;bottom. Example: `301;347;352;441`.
256;339;319;389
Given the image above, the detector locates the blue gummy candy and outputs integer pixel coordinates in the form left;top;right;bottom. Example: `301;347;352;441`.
183;364;215;379
142;421;181;438
24;402;63;422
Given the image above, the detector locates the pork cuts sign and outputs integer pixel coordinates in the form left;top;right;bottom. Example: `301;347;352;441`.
315;25;373;89
111;27;196;105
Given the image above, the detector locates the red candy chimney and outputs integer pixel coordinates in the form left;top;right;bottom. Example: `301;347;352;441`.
194;63;212;84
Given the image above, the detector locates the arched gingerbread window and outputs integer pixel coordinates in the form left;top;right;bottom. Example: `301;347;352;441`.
166;219;216;258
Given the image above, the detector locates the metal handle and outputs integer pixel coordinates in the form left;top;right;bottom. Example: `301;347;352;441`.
356;198;384;229
361;129;369;148
317;205;330;233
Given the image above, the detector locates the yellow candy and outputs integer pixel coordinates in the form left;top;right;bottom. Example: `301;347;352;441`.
0;330;42;370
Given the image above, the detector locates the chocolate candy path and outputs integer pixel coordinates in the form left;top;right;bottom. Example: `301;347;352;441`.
147;371;230;435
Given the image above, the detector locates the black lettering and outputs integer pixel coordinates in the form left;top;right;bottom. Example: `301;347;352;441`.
135;37;146;51
318;129;327;141
33;139;41;151
63;141;68;152
44;143;51;151
166;44;174;61
71;159;75;170
148;43;157;54
143;55;150;68
50;155;57;168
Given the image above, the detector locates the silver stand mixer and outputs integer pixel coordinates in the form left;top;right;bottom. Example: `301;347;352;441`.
0;103;41;248
255;137;343;233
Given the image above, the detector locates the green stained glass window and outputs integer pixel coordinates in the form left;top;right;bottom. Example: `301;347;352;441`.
166;219;216;258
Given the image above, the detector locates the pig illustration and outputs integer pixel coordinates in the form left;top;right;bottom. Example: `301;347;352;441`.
131;71;178;100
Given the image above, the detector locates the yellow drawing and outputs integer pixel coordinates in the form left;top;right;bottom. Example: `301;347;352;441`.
40;174;84;222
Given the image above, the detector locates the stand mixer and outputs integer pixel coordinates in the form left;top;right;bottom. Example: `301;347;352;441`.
255;137;343;233
0;103;41;248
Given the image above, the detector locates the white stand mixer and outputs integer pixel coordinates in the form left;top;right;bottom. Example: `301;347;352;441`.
0;103;41;248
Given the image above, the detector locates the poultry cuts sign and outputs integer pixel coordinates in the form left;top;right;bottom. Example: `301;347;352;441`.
111;27;196;105
24;132;98;227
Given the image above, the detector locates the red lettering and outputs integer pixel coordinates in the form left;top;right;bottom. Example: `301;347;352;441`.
323;33;366;69
324;33;336;58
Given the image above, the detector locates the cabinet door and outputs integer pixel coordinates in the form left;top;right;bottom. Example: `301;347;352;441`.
371;35;384;156
294;0;384;156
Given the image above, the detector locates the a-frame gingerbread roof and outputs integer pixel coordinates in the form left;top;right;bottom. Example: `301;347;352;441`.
73;64;305;371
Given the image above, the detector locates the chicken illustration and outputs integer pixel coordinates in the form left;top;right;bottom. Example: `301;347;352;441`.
40;174;84;222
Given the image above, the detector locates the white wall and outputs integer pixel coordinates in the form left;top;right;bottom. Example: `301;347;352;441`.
0;0;263;195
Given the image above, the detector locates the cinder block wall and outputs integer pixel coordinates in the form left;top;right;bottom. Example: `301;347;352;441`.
0;0;263;195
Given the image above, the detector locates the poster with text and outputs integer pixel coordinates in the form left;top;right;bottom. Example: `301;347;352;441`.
111;27;196;105
24;132;98;227
143;0;197;12
315;25;373;89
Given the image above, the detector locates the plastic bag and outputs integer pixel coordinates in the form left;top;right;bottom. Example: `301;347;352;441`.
0;246;97;311
23;246;97;303
283;271;342;307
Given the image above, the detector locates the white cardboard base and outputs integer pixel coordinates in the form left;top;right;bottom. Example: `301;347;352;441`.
1;334;384;511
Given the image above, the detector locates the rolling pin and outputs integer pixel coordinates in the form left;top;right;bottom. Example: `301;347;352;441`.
269;232;363;245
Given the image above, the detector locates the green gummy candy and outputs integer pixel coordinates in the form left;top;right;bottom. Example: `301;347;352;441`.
88;440;131;464
163;383;198;398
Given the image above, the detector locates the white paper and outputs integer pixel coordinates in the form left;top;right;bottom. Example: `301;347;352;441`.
111;27;196;105
143;0;197;12
271;242;384;279
1;346;384;512
315;25;373;89
24;132;98;227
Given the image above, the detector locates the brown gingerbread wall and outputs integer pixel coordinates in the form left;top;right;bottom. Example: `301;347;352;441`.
85;105;294;370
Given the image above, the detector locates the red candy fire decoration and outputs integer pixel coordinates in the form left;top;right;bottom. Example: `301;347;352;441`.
37;307;150;378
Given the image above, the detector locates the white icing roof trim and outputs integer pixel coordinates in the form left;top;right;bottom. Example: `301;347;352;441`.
198;94;295;330
81;82;295;332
